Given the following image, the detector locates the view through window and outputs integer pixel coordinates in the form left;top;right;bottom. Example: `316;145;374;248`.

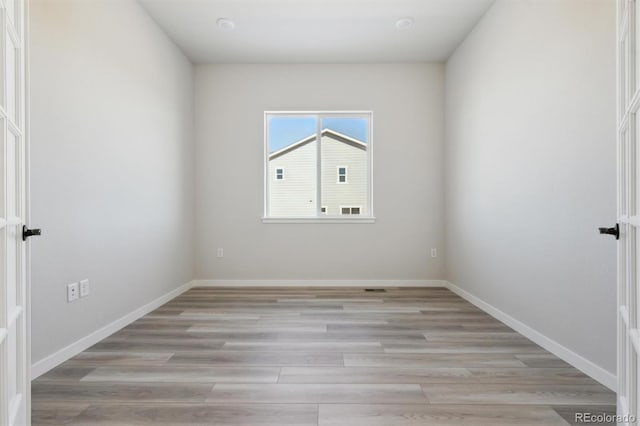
265;112;372;219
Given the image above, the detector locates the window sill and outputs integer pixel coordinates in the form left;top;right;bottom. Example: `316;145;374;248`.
262;217;376;224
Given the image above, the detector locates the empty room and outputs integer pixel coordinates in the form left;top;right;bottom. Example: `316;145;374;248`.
0;0;630;424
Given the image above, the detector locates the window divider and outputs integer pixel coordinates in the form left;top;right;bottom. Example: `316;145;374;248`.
316;114;322;217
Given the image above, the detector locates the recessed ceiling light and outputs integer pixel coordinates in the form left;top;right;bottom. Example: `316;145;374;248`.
217;18;235;31
395;17;414;30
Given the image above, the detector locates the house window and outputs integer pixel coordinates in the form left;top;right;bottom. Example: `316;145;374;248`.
338;167;347;183
264;112;373;221
341;206;361;215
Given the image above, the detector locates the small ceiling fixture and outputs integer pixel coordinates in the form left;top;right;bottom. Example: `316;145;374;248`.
216;18;235;31
395;17;415;30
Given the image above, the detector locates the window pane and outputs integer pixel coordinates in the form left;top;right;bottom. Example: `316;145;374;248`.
267;116;318;217
320;117;368;215
265;113;371;219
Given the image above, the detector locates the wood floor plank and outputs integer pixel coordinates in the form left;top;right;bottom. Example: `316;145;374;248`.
89;339;225;352
421;383;616;405
222;341;383;352
66;351;174;366
168;350;344;366
344;353;527;368
150;316;388;325
188;324;329;333
177;313;262;320
32;382;214;403
318;404;570;426
277;298;384;303
71;403;319;426
382;341;547;354
208;383;427;404
81;366;281;383
279;366;472;384
122;323;191;332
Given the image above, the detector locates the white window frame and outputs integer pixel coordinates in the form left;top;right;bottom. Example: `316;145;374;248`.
337;166;348;184
275;167;285;181
263;111;375;223
339;206;362;215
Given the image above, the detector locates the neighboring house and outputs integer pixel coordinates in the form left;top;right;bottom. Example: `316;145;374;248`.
268;128;368;217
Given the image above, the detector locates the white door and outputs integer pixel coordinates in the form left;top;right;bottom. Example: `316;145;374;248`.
618;1;640;424
0;0;29;424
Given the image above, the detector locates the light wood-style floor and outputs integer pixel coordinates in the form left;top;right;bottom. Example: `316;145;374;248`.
32;287;615;425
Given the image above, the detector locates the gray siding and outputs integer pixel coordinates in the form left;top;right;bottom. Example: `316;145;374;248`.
268;133;367;217
269;139;317;217
320;135;368;216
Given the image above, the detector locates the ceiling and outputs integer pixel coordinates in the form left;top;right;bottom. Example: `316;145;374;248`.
138;0;495;64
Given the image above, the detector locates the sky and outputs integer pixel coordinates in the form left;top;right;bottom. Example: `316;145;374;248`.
268;116;368;152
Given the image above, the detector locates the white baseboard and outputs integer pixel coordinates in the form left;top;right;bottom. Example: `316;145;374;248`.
192;279;447;288
445;281;617;391
30;280;195;380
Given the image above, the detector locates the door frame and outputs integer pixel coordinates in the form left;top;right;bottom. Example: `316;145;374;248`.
617;0;640;424
24;0;31;422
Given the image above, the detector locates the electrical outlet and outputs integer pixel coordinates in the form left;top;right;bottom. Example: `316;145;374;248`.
79;279;90;298
431;248;437;258
67;283;79;302
217;248;224;258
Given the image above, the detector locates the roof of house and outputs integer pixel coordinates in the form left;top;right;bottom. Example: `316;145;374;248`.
269;128;366;161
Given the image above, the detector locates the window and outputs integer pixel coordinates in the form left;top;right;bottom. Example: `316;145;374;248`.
264;112;373;221
337;167;347;183
340;206;361;215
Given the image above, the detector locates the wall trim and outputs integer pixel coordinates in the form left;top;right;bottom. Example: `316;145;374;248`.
445;281;617;391
192;279;446;288
30;280;195;380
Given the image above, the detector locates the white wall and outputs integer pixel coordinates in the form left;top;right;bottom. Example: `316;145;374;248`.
195;64;444;281
445;0;616;378
30;0;195;364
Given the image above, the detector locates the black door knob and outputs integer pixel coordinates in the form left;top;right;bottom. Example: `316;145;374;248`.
598;224;619;240
22;225;41;241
